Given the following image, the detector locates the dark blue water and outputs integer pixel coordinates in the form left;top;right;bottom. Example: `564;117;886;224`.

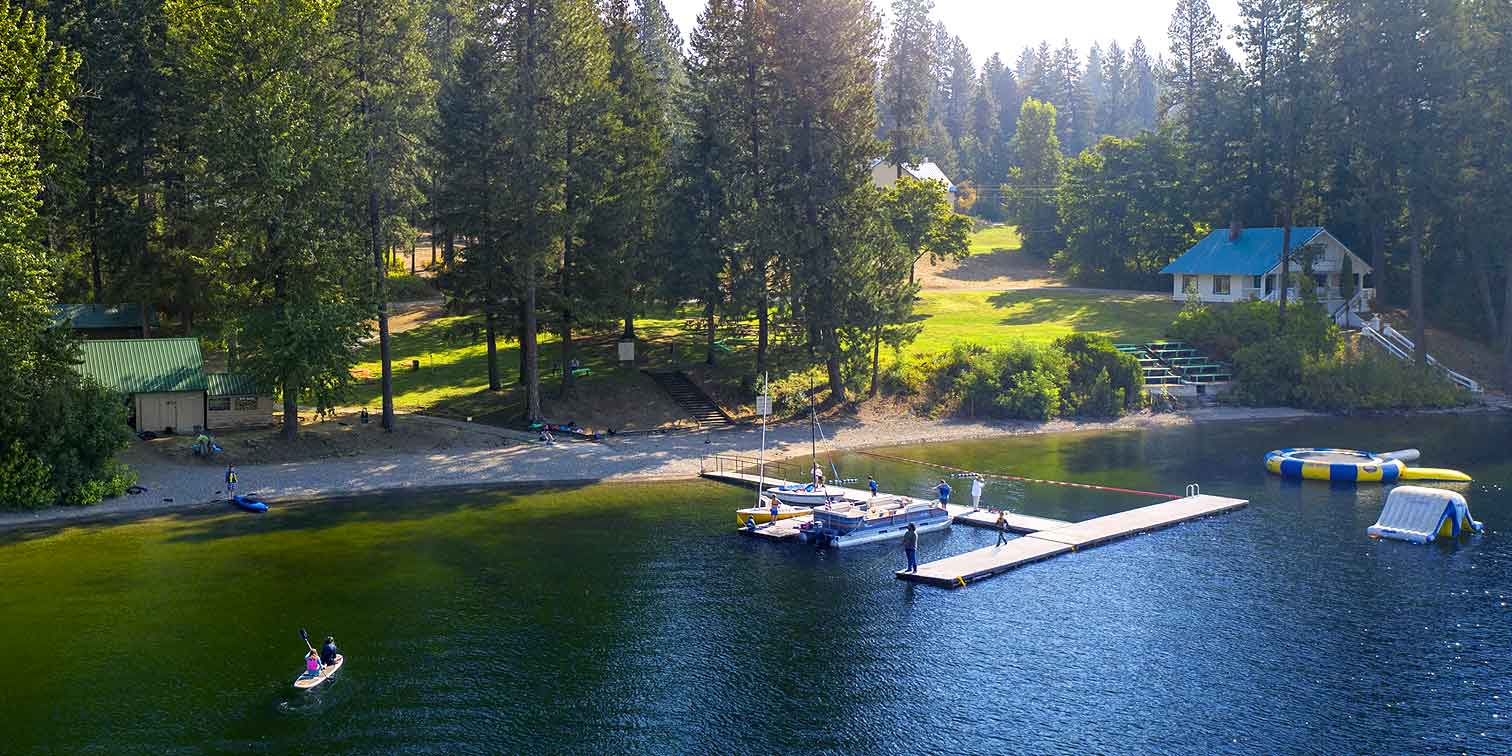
2;412;1510;754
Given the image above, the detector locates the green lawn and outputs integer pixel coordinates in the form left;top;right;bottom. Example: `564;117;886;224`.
967;224;1022;255
345;287;1180;416
909;289;1181;354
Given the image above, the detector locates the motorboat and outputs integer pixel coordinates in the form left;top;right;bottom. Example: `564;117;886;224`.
797;496;951;548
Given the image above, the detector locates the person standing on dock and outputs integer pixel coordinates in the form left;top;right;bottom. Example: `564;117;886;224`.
812;463;824;488
995;511;1009;546
936;479;952;506
970;476;984;510
868;476;878;497
902;523;918;573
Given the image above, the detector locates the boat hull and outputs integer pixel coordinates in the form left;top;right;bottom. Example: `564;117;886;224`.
767;486;846;506
803;515;952;547
735;505;812;525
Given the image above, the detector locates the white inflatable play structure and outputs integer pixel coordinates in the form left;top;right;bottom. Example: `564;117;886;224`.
1367;486;1483;544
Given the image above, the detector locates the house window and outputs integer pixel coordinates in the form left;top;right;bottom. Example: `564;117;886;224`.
1251;275;1263;290
208;397;231;412
1181;275;1197;294
234;396;260;411
1213;276;1231;295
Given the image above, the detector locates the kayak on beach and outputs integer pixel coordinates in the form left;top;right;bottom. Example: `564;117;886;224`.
231;494;268;513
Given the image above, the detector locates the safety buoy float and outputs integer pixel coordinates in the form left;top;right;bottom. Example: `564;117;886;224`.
1264;448;1471;483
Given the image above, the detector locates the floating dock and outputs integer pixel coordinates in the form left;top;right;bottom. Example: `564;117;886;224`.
895;494;1248;588
738;515;812;541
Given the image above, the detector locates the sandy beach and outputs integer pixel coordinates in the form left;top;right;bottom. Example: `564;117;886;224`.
3;401;1503;534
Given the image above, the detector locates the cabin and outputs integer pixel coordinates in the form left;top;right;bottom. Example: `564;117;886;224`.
79;338;209;435
51;304;158;339
870;159;960;209
75;338;273;434
1160;226;1374;319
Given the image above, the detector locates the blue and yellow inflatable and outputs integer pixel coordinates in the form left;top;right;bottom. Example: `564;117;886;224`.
1264;447;1471;483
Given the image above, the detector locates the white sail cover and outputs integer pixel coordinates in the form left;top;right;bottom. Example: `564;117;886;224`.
1368;486;1483;544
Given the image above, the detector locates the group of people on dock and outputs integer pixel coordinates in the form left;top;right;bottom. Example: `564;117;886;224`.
900;474;1003;573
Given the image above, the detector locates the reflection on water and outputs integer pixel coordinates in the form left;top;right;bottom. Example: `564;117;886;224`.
1;413;1510;754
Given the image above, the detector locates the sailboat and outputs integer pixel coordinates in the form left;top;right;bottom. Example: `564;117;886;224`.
763;376;846;506
735;374;813;525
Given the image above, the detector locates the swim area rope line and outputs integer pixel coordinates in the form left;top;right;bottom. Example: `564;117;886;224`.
851;449;1180;500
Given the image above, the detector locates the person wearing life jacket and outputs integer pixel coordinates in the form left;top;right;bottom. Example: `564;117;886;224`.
225;465;237;496
303;649;322;678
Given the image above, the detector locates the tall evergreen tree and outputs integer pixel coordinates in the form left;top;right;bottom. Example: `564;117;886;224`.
1098;40;1128;136
1004;98;1063;259
1165;0;1221;123
767;0;883;399
334;0;435;431
882;0;933;176
1128;37;1159;129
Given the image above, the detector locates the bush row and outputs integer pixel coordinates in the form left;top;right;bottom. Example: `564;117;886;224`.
883;334;1144;421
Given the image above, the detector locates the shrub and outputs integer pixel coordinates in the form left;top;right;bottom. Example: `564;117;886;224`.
386;274;439;301
27;379;134;506
1295;343;1470;411
69;461;138;507
766;368;829;417
1055;333;1143;416
0;442;56;511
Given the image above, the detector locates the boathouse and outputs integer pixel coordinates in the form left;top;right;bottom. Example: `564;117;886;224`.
1161;225;1373;317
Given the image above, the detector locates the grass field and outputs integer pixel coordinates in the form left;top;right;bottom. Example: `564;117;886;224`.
344;286;1181;418
967;224;1022;255
908;290;1180;353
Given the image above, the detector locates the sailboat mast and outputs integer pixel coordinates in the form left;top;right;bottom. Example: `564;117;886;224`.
757;373;767;508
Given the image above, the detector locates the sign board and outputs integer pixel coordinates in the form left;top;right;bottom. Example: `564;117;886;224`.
617;339;635;363
755;395;772;416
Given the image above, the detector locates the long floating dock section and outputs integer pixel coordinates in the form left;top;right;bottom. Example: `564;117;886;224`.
896;494;1248;588
704;470;1072;534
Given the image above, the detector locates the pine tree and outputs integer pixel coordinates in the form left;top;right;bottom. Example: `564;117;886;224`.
1128;37;1159;129
333;0;435;431
940;35;974;169
1084;43;1106;136
1166;0;1221;123
1098;40;1128;136
882;0;933;176
767;0;883;399
1052;41;1092;155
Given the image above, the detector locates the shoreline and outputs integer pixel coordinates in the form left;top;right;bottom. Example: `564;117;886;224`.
2;402;1502;537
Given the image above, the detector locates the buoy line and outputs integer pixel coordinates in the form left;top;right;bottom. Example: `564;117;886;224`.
851;449;1180;499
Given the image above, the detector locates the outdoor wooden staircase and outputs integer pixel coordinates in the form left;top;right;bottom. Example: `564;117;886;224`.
645;370;735;427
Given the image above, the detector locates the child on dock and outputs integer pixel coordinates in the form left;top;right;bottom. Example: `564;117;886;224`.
995;511;1009;546
868;476;878;497
936;479;952;506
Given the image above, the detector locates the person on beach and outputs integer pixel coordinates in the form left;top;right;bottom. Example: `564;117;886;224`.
971;476;984;510
225;465;237;496
868;476;878;497
936;479;951;506
902;523;919;573
995;511;1009;546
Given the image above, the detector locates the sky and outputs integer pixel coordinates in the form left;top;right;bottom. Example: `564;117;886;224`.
663;0;1242;68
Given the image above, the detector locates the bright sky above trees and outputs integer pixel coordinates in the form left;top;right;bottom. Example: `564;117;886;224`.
664;0;1240;65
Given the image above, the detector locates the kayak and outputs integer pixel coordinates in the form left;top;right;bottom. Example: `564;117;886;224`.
231;494;268;513
294;654;343;690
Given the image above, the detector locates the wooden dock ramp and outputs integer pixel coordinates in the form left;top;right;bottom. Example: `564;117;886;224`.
897;494;1247;588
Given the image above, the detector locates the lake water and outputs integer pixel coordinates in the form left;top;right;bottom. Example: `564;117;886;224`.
3;413;1511;755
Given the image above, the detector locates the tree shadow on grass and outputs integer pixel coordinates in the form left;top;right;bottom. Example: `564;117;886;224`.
985;291;1177;339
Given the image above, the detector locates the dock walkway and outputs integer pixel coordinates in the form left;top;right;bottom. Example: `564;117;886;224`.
895;494;1247;588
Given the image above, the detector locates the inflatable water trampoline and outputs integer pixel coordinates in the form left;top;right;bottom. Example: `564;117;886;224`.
1264;447;1471;483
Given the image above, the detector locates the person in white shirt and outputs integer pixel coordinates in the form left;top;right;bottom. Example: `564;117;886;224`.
970;475;985;509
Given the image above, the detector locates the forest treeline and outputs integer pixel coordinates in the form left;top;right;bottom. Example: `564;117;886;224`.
2;0;1511;506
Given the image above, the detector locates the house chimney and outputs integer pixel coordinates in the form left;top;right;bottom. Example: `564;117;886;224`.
1228;216;1243;242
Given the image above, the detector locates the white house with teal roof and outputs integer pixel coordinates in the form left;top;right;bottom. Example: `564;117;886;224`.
1161;226;1373;317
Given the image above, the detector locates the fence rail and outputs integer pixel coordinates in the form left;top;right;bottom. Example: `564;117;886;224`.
700;452;808;483
1359;321;1482;393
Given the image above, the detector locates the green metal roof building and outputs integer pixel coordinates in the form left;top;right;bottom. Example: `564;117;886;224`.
51;304;159;338
77;338;271;433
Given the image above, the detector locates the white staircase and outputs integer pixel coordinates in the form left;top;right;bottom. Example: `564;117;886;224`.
1358;317;1482;393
